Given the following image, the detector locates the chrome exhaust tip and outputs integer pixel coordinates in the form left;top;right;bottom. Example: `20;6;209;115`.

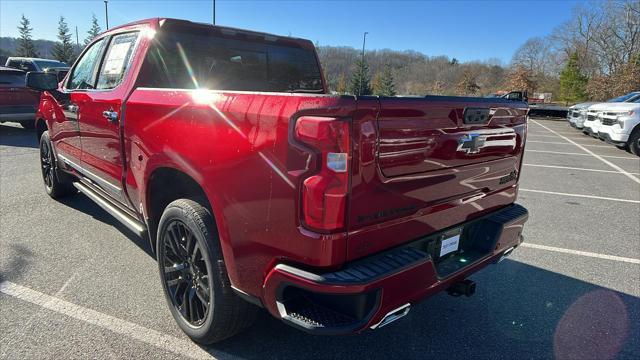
370;303;411;329
498;246;516;263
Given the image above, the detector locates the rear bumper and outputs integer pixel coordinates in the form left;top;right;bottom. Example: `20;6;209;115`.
262;204;528;335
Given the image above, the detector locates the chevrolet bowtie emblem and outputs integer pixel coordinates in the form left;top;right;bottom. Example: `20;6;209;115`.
457;133;486;154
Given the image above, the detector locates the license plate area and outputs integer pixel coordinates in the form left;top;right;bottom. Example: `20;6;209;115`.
408;217;503;278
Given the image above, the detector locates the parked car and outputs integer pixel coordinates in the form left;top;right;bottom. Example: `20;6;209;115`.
27;18;529;343
0;66;40;129
582;92;640;136
597;96;640;155
567;102;597;129
5;57;69;74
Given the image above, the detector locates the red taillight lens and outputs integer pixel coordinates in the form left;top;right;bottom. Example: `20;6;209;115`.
295;116;350;231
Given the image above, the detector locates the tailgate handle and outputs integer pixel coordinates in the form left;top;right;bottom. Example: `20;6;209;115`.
463;108;491;124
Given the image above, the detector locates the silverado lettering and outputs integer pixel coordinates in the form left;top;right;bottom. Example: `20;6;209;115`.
28;18;529;344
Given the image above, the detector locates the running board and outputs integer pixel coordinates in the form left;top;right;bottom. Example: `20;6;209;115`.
73;182;147;238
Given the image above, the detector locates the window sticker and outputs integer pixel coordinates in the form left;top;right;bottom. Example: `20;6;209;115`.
103;42;132;75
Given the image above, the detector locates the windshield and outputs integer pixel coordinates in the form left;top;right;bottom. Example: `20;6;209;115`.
607;92;640;102
34;60;68;70
626;94;640;103
138;25;324;93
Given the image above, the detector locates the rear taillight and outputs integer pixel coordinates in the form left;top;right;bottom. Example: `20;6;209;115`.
295;116;350;231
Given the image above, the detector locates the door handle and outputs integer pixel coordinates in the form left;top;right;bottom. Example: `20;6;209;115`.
102;110;119;123
67;104;79;113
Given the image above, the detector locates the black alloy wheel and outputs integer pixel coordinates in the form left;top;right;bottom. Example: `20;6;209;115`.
40;135;55;191
161;219;211;327
38;131;76;199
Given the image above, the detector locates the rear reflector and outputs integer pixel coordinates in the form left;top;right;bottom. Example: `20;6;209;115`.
295;116;350;231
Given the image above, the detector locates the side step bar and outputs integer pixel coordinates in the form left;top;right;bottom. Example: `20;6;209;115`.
73;182;147;238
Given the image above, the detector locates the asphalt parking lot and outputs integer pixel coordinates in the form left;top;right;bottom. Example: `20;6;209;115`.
1;118;639;359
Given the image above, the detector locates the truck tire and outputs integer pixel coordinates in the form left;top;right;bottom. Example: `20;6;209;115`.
39;131;76;198
156;199;256;344
628;128;640;156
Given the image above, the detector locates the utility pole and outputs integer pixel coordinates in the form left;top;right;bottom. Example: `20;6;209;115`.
359;32;368;96
213;0;216;25
75;26;79;51
104;0;109;29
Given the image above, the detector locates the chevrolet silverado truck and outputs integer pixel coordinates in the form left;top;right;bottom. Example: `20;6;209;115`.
27;18;529;344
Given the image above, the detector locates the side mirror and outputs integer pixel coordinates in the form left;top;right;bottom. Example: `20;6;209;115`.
26;72;58;91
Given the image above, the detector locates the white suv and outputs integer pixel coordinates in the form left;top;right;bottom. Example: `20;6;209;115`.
583;92;640;138
597;97;640;155
568;102;596;129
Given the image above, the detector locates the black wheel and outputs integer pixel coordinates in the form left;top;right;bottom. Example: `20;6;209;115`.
39;131;76;198
21;121;35;129
628;128;640;156
157;199;256;344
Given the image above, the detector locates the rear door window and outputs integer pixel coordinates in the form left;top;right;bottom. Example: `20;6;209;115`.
96;32;139;90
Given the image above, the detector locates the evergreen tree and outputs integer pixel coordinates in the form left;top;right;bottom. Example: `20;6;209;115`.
16;15;39;57
51;16;75;64
374;64;397;96
84;14;102;45
559;53;588;103
348;59;372;95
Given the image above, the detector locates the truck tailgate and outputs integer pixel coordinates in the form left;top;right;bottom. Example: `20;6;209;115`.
347;96;528;261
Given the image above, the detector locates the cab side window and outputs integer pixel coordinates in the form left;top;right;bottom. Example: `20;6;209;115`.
67;38;106;90
21;61;37;72
96;32;139;90
6;60;21;69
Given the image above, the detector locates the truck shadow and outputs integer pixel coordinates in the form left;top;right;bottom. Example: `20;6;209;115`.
0;123;37;149
58;194;154;258
0;244;34;284
206;259;639;360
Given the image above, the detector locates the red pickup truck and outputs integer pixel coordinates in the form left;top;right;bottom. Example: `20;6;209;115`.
27;18;529;343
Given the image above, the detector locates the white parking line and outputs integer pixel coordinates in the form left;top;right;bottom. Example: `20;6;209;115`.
519;188;640;204
0;281;216;360
523;163;640;175
527;140;613;148
521;243;640;264
527;134;585;139
531;120;640;184
525;149;639;160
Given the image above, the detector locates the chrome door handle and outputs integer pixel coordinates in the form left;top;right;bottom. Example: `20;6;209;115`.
67;104;79;113
102;110;119;123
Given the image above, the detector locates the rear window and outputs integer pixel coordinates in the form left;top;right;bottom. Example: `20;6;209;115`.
34;59;68;70
0;71;25;87
138;25;323;93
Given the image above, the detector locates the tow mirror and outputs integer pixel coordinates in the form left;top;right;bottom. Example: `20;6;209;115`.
26;72;58;91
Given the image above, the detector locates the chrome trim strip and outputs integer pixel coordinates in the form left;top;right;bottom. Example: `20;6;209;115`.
73;182;146;237
370;303;411;329
58;153;122;193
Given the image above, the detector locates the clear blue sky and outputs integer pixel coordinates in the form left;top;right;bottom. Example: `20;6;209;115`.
1;0;580;63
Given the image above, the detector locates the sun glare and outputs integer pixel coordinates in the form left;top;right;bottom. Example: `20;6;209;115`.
191;89;221;104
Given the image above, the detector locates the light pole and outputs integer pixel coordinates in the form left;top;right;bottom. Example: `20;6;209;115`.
104;0;109;29
359;32;368;96
213;0;216;25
